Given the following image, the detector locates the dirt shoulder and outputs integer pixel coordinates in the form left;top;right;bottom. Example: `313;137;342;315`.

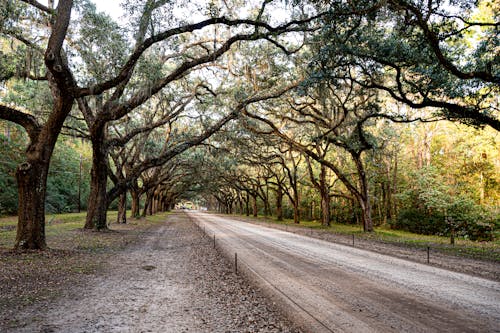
1;212;299;332
0;218;160;329
223;214;500;282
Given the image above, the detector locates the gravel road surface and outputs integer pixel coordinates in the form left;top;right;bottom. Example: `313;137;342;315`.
190;211;500;333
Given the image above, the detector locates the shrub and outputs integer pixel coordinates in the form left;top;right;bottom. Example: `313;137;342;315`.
390;209;447;235
391;207;498;241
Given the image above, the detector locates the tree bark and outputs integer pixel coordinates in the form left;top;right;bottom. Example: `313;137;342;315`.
142;190;153;217
238;196;243;215
117;193;127;224
264;184;271;216
320;194;330;227
275;186;283;221
292;187;300;224
85;134;108;230
359;196;374;232
252;194;258;217
263;197;270;216
15;160;49;250
245;192;250;216
152;193;158;214
350;150;374;232
130;188;141;218
293;200;300;224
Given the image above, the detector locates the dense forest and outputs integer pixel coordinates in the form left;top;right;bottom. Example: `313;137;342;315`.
0;0;498;249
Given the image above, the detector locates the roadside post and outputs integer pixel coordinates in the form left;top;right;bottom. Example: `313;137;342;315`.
235;253;238;274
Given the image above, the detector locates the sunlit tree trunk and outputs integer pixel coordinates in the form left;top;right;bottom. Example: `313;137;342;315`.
318;164;331;226
238;196;243;215
293;200;300;224
320;194;330;227
354;156;373;232
142;190;153;217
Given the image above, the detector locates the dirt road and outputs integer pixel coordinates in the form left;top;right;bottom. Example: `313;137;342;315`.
10;213;298;333
190;212;500;333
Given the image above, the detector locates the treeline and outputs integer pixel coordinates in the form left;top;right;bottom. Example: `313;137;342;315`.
202;121;499;241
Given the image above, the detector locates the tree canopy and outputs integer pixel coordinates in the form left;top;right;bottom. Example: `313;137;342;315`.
0;0;498;249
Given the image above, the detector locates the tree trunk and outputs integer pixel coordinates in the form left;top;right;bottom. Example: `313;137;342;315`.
245;192;250;216
130;188;141;218
142;190;153;217
264;184;271;217
352;152;373;232
391;152;398;218
293;189;300;224
117;193;127;224
263;197;270;216
85;130;108;230
12;0;75;249
320;193;330;227
152;194;158;214
238;196;243;215
276;186;283;221
15;160;49;250
252;195;258;217
293;201;300;224
359;196;374;232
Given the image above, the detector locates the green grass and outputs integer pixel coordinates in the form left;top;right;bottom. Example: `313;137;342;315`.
230;213;500;261
0;210;168;249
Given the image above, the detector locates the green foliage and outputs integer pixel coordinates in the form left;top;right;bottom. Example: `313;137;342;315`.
0;131;23;215
72;0;128;84
0;2;47;82
310;1;499;128
390;206;497;241
45;141;91;214
1;79;53;125
0;131;92;216
392;162;498;240
390;209;446;235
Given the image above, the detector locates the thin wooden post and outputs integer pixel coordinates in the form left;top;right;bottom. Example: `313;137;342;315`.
235;253;238;274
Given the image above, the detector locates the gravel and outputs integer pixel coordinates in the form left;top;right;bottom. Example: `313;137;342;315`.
183;214;301;333
192;212;500;333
